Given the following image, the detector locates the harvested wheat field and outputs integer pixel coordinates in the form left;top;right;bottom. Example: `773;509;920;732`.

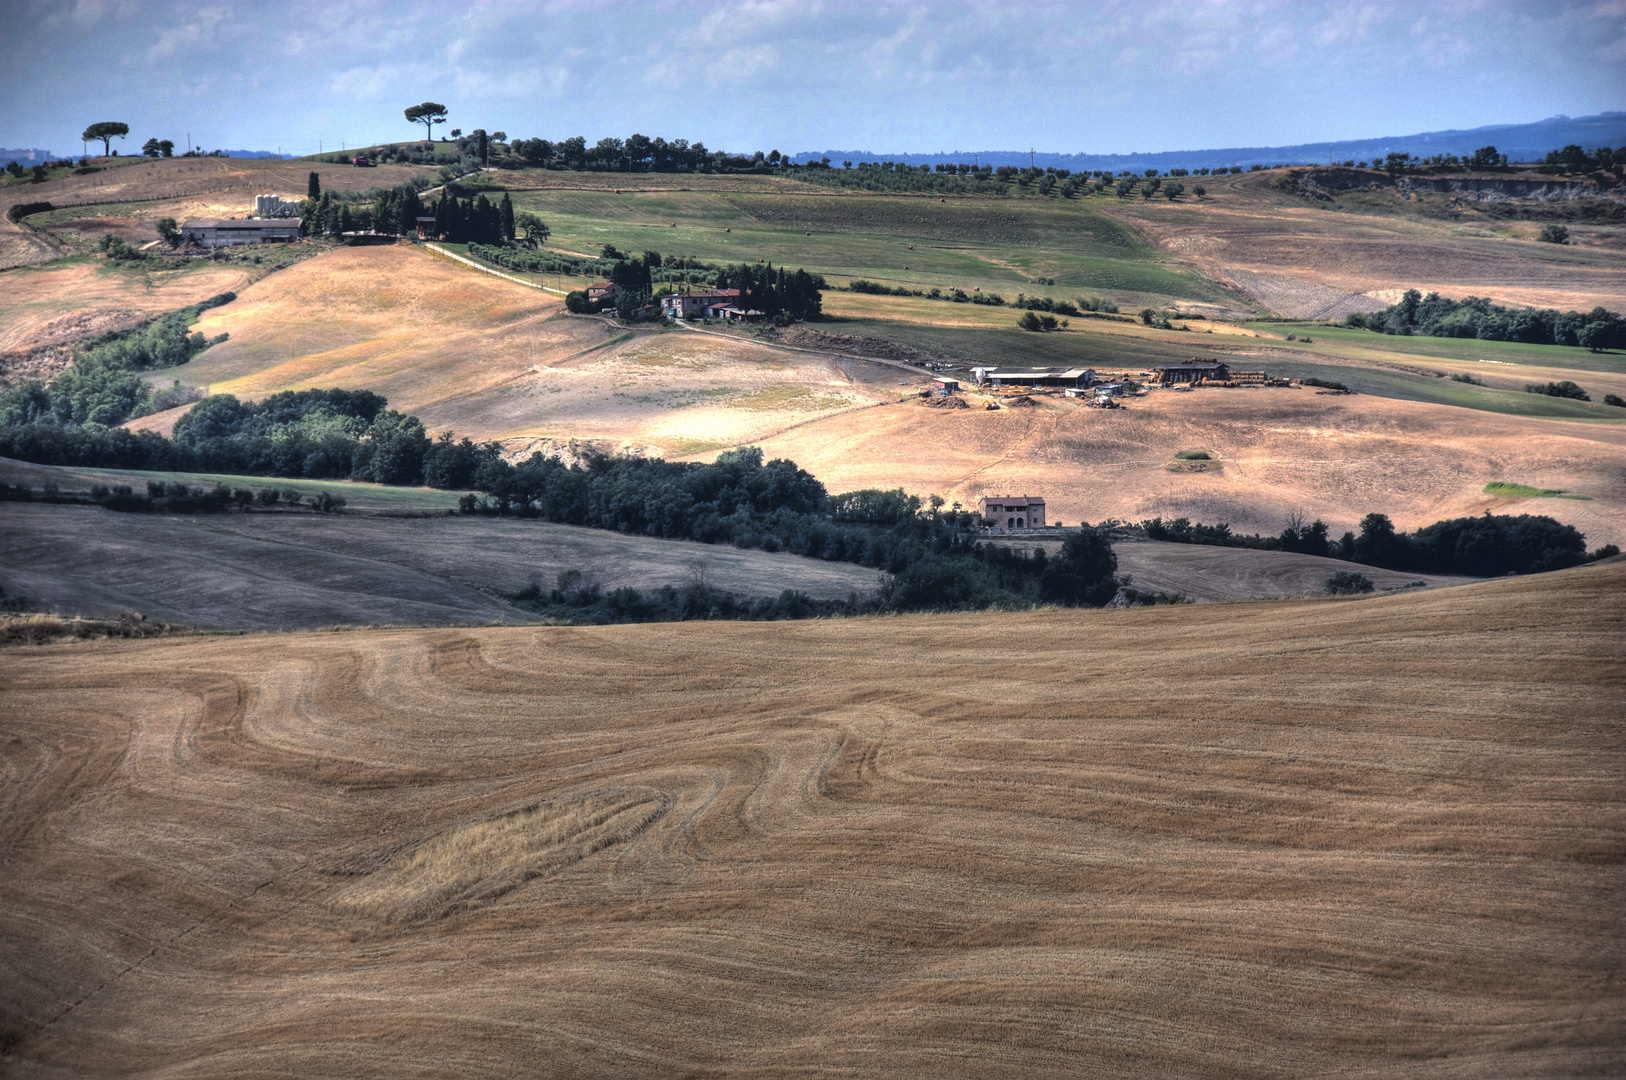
743;389;1626;545
1105;170;1626;315
134;246;892;456
1;562;1622;1077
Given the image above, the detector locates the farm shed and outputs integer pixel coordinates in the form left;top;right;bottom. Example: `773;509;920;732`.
978;495;1046;530
179;218;301;248
932;377;961;395
970;367;1095;388
1153;361;1230;386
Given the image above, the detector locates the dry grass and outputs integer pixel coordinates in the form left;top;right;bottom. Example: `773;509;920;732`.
334;792;671;924
0;610;182;647
133;246;891;454
741;389;1626;545
1105;170;1626;314
0;156;438;270
0;563;1621;1076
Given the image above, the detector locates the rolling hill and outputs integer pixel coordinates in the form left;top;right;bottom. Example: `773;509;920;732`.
1;560;1620;1076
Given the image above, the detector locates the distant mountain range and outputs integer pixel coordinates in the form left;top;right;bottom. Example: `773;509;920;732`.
790;112;1626;171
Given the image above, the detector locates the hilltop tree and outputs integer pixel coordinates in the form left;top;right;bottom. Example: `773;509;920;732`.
404;101;449;142
82;121;129;156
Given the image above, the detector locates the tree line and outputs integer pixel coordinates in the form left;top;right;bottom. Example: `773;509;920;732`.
1140;513;1614;576
1344;289;1625;351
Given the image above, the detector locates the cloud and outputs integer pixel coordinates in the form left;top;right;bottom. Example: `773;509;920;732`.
145;4;228;61
3;0;1622;155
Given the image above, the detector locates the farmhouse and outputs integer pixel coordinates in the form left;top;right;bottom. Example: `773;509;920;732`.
970;367;1095;388
979;495;1046;529
1153;360;1230;385
586;281;623;303
659;289;741;319
179;218;301;248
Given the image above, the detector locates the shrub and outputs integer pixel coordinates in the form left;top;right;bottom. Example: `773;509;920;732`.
98;234;146;261
564;290;591;314
1524;380;1590;401
1604;394;1625;407
1450;372;1482;384
1326;570;1375;595
1301;377;1349;391
1173;450;1210;460
7;200;52;223
1538;224;1569;244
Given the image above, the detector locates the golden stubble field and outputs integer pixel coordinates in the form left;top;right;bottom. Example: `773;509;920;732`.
1;562;1621;1077
743;388;1626;544
0;259;254;355
141;245;896;456
1103;170;1626;316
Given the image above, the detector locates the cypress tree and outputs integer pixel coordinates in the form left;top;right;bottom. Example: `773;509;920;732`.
499;192;515;243
307;171;320;199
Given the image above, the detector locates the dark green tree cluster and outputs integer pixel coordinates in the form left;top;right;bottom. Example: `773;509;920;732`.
0;294;234;428
1541;144;1626;173
847;280;1006;306
425;191;513;243
712;262;825;321
1141;511;1603;576
1346;289;1624;350
503;134;715;172
454;447;1123;611
1524;380;1591;401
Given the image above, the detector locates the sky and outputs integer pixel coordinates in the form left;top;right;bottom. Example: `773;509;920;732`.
3;0;1624;157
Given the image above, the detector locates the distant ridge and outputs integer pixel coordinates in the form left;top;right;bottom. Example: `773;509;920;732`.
2;147;291;164
791;112;1626;171
0;148;68;163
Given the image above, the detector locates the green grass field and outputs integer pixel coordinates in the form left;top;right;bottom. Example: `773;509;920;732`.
0;457;462;512
1251;321;1626;373
509;185;1232;305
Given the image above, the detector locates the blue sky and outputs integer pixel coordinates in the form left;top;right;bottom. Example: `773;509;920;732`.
4;0;1624;156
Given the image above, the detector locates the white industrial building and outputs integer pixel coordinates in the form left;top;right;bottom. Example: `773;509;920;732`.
253;194;301;218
